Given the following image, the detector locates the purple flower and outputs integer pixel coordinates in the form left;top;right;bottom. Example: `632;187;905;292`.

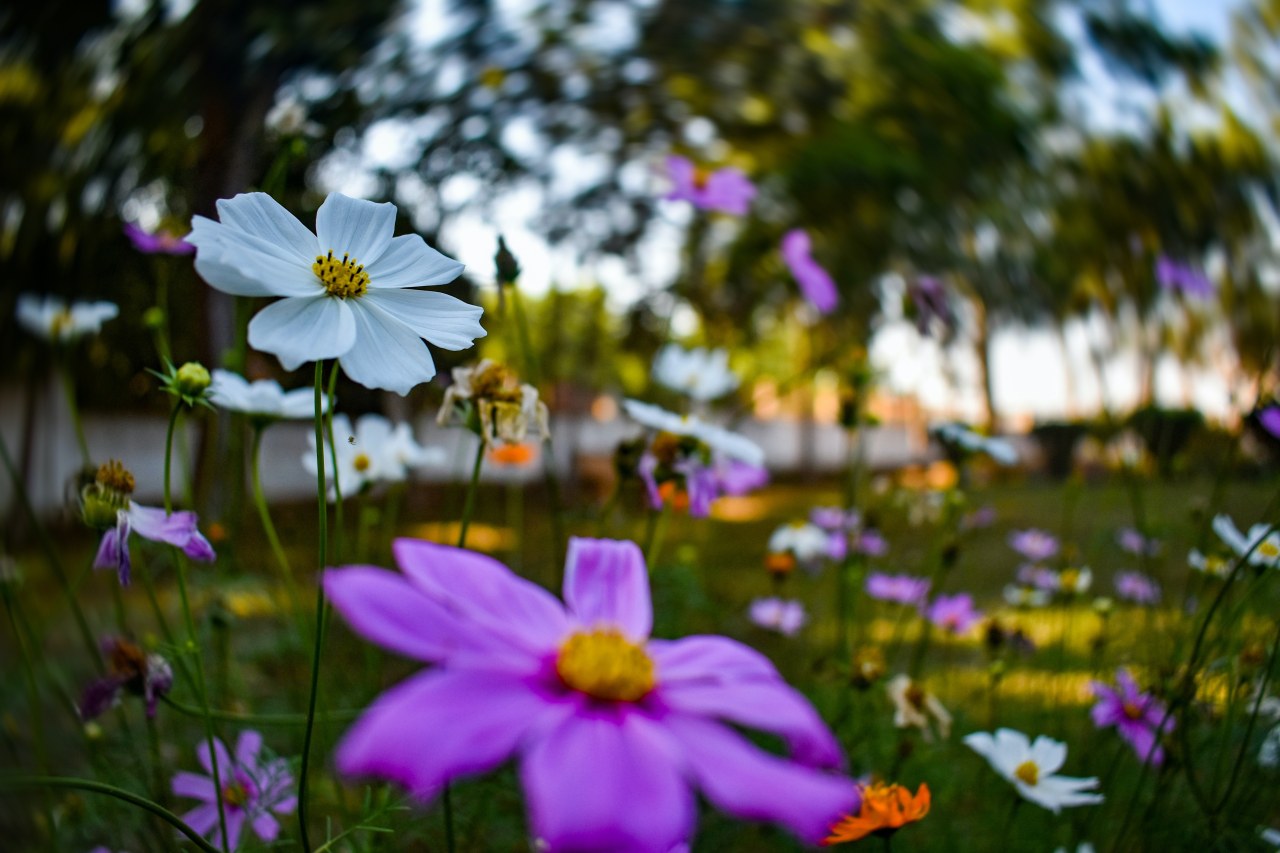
1258;406;1280;440
124;222;195;255
749;598;808;637
1155;255;1213;300
94;504;215;586
1117;527;1160;557
1017;564;1059;591
172;730;296;851
810;507;860;532
865;572;930;606
1008;529;1059;562
324;537;858;849
714;458;769;496
79;636;173;720
825;532;849;562
664;155;756;215
853;530;888;557
1114;571;1161;605
925;593;982;634
1090;669;1173;765
781;229;838;315
961;505;997;530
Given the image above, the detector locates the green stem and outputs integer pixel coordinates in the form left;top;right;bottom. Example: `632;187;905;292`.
325;362;344;562
162;695;360;726
163;405;181;514
0;776;220;853
457;442;486;549
643;503;671;570
250;424;304;636
57;358;91;467
2;587;51;779
298;361;330;852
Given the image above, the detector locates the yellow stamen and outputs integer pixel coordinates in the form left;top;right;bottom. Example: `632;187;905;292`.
1059;569;1079;591
1259;541;1278;559
353;453;371;473
1014;760;1039;786
51;309;74;337
96;460;136;495
222;781;249;808
556;629;655;702
313;249;369;298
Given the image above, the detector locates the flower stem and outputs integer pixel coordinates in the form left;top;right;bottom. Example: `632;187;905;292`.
164;402;230;853
0;776;221;853
457;442;485;549
298;361;331;852
250;424;305;638
643;503;671;569
162;694;360;725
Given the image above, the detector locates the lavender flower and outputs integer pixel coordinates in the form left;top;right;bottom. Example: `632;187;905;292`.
172;730;296;851
865;573;930;606
781;229;838;315
1114;571;1161;605
1008;529;1059;562
1090;669;1173;765
664;155;756;215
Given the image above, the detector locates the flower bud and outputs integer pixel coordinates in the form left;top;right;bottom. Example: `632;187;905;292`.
175;361;211;397
142;306;166;331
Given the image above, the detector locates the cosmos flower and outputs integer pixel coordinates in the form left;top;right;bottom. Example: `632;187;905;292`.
83;461;215;586
1113;571;1161;605
963;728;1103;813
664;155;756;215
172;730;296;852
767;522;833;573
1008;529;1059;562
865;573;930;606
1002;584;1051;608
208;369;322;421
16;294;119;344
622;400;764;467
652;345;739;402
1187;549;1232;579
124;223;195;255
1090;669;1173;765
932;423;1018;466
749;598;808;637
887;675;952;741
1154;255;1214;300
79;636;173;720
1212;514;1280;569
187;192;485;395
304;413;444;498
781;229;839;315
822;782;930;846
1116;527;1160;557
324;537;858;849
925;593;982;635
438;359;549;448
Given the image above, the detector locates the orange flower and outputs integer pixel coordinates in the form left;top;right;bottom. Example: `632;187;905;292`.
489;442;537;467
823;782;930;845
765;552;796;575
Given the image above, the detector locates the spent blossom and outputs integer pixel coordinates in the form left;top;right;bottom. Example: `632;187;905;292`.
79;636;173;720
172;730;296;851
438;359;549;448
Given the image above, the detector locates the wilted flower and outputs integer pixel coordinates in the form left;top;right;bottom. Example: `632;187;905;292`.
1090;669;1172;766
822;782;930;845
124;222;194;255
1212;514;1280;569
79;636;173;720
1117;527;1160;557
324;537;857;849
963;728;1103;813
925;593;982;635
438;359;549;448
84;461;215;586
188;192;485;395
652;345;739;402
305;413;444;498
172;730;296;851
209;369;322;421
865;573;930;606
887;675;952;741
781;229;839;315
1114;571;1161;605
1154;255;1214;300
16;294;118;344
663;155;756;215
749;597;808;636
932;423;1018;466
1008;529;1059;562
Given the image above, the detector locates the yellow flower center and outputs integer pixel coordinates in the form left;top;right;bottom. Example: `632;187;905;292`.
1122;701;1144;720
313;250;369;298
353;452;371;473
222;781;249;808
51;309;74;337
1259;540;1279;559
96;460;136;495
693;166;712;189
555;628;655;702
1014;760;1039;786
1060;569;1079;591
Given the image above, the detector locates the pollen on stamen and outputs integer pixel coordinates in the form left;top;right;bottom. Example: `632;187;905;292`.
313;249;370;299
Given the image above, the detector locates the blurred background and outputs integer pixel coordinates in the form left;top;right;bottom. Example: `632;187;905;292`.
2;0;1279;492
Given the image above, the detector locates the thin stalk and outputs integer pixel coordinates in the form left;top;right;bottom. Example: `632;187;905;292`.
2;587;51;781
642;503;670;568
165;404;229;853
162;695;360;726
250;424;305;636
57;359;91;467
0;776;220;853
298;361;330;852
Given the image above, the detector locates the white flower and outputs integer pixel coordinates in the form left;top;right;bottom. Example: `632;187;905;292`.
1211;514;1280;568
652;345;738;401
304;413;444;497
748;597;807;636
209;369;322;420
1260;723;1280;769
1003;584;1051;608
933;422;1018;465
622;399;764;466
1054;567;1092;596
767;522;830;565
1262;827;1280;849
17;294;118;343
1187;548;1232;579
437;360;549;447
963;728;1104;813
188;192;485;395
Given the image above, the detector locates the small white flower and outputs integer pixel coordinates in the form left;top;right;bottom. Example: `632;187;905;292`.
748;597;807;636
652;344;739;401
17;294;118;343
1003;584;1051;608
304;413;444;497
1187;548;1232;579
932;422;1018;465
188;192;485;395
209;369;322;420
1212;514;1280;568
963;728;1104;813
767;522;830;566
1261;827;1280;849
622;399;764;466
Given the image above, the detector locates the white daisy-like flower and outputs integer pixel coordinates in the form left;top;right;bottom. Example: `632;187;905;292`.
188;192;485;395
963;728;1104;813
1187;548;1232;579
1211;514;1280;568
17;294;118;343
208;369;323;420
652;344;739;402
1003;584;1051;608
767;522;830;565
932;422;1017;466
622;399;764;466
304;413;445;497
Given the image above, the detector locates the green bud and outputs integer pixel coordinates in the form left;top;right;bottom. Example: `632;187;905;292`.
175;362;211;397
142;306;166;331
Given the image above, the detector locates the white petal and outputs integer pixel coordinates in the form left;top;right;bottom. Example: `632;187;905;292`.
190;217;319;297
339;302;439;395
316;193;396;266
248;296;356;371
362;289;486;350
366;234;464;289
213;193;319;262
1029;735;1068;776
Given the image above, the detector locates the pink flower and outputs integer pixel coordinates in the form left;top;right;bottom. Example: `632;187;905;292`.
854;530;889;558
664;155;756;215
865;572;930;606
1008;529;1059;562
1258;406;1280;440
925;593;982;634
172;730;296;851
324;537;857;850
1090;669;1173;765
124;222;195;255
1114;571;1161;605
93;504;215;587
1155;255;1213;300
781;229;838;315
749;598;808;637
1117;527;1160;557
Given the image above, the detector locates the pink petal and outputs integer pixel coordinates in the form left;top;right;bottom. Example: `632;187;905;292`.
171;771;215;802
181;803;220;836
520;709;693;853
127;504;208;555
649;635;780;684
235;730;263;767
563;537;652;639
251;811;280;842
197;737;233;777
663;714;857;844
